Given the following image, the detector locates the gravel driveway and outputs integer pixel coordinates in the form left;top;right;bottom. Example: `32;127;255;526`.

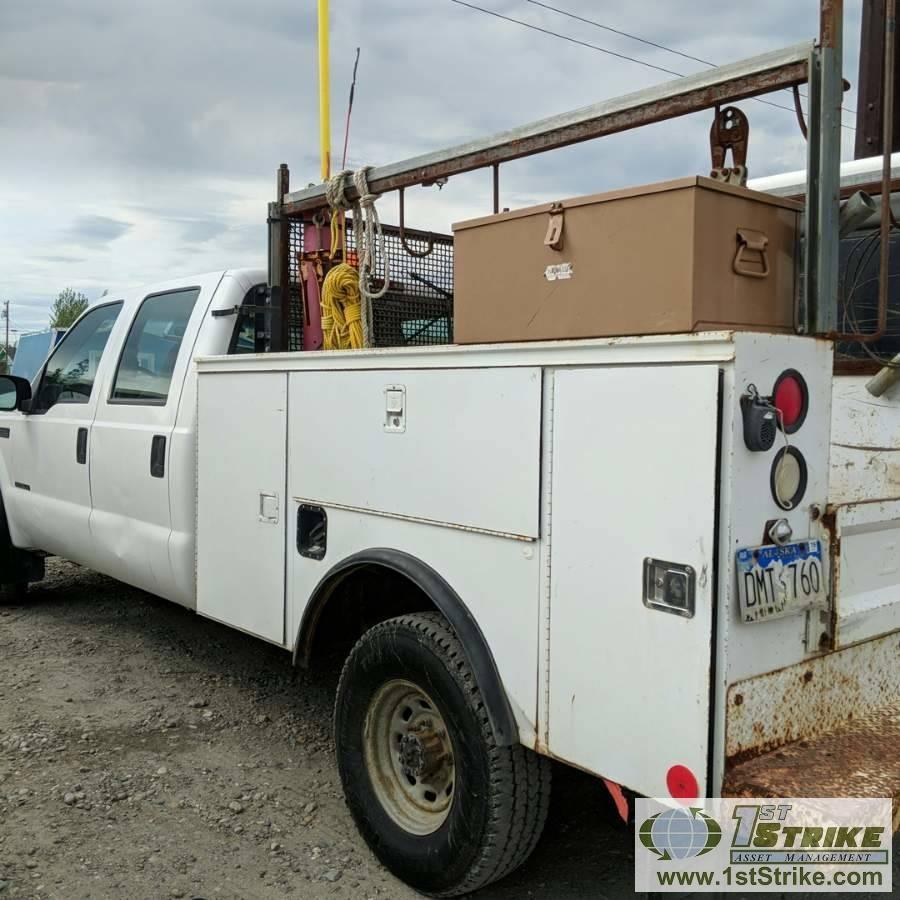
0;560;895;899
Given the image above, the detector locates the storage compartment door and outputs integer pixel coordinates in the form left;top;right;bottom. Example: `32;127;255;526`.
288;367;542;538
197;371;287;644
548;365;720;798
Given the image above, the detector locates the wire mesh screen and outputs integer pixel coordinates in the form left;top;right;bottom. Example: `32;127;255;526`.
287;216;454;351
836;229;900;362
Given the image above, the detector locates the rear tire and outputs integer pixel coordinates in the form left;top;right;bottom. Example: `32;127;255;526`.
334;611;551;897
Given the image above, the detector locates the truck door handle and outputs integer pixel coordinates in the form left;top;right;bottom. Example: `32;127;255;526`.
76;428;88;465
150;435;166;478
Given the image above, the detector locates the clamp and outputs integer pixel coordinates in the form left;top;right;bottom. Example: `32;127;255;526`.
710;106;749;187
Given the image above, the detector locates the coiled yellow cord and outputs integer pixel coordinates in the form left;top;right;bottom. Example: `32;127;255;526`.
320;263;365;350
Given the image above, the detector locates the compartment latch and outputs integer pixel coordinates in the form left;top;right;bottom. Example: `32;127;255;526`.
544;202;565;251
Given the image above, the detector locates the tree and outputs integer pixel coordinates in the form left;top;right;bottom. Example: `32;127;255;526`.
50;288;89;329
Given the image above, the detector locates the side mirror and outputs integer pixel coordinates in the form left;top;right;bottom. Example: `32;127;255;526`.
0;375;32;413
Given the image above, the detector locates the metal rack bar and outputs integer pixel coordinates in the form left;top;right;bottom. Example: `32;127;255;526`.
807;0;844;334
282;41;812;217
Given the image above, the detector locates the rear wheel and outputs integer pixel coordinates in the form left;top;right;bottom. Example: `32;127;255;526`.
334;611;551;897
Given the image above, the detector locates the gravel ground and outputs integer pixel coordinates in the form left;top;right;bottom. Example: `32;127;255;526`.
0;559;896;899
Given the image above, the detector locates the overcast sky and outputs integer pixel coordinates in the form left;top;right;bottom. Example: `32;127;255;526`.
0;0;865;336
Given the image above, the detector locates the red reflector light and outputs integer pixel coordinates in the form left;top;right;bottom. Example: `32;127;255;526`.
666;764;699;802
772;369;808;433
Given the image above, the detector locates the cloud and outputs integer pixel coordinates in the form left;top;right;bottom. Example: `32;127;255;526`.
65;215;132;245
171;217;230;245
36;254;86;264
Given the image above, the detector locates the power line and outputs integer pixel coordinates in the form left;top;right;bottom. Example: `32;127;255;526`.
450;0;683;79
449;0;855;130
526;0;857;117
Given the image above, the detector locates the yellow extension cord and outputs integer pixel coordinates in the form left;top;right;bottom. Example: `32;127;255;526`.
321;261;365;350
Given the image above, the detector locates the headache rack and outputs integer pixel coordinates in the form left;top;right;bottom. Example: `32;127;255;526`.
266;1;893;360
285;217;454;352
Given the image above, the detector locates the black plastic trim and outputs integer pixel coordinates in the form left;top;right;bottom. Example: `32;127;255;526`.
150;434;166;478
76;427;88;464
0;428;10;439
294;548;519;747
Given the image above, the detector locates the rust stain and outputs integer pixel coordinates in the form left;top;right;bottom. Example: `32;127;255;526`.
725;701;900;827
725;633;900;765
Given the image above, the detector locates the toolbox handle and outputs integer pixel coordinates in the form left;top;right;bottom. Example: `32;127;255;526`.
733;228;770;279
544;203;565;251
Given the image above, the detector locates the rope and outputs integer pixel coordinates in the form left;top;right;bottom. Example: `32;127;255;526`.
352;167;391;304
320;263;366;350
321;166;391;349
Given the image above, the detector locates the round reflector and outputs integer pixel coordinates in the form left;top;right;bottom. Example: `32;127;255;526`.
771;446;808;510
772;369;808;433
666;764;699;802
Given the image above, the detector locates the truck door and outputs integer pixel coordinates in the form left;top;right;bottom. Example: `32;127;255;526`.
88;278;216;600
4;302;124;561
547;364;720;800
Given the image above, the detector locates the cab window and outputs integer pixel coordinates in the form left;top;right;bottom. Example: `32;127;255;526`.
33;302;123;412
111;288;200;404
228;285;267;354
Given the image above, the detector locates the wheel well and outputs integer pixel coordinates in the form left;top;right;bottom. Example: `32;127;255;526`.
295;549;519;746
0;488;43;584
300;564;435;666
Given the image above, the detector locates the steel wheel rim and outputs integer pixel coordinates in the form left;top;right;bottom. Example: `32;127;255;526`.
363;678;456;836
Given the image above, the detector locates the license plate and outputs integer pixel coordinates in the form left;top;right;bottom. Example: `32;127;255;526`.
735;540;826;624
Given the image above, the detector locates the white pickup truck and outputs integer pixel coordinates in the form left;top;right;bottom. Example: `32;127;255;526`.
0;185;898;895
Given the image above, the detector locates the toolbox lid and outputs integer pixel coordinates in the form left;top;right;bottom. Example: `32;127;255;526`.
452;175;802;232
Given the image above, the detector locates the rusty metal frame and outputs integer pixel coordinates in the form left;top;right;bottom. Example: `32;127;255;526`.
281;41;812;217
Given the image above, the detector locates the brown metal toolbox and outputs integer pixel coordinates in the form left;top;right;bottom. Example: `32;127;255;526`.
452;176;801;343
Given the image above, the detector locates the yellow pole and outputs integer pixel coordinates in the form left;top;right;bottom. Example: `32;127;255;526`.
318;0;331;182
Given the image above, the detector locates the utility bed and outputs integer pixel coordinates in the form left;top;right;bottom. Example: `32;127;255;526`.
194;329;899;809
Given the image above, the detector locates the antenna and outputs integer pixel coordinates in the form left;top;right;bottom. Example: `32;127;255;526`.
342;48;361;169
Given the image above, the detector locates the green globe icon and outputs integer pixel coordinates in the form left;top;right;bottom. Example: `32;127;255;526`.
639;808;722;861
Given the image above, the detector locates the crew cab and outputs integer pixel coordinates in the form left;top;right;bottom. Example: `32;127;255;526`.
0;271;265;605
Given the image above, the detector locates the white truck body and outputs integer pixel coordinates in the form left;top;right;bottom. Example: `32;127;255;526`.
195;325;878;802
1;261;896;808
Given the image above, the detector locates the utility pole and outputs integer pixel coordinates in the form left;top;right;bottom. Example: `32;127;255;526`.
2;301;8;359
855;0;900;158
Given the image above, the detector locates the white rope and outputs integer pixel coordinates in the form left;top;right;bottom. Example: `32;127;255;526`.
325;169;353;213
324;166;391;348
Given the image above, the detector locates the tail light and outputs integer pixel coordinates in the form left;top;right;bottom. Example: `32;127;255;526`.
772;369;808;433
771;446;808;510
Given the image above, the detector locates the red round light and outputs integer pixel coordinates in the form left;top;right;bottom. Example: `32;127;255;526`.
772;370;808;433
666;764;699;802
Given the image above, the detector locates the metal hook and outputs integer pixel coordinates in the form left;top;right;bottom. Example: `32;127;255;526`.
398;187;435;258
